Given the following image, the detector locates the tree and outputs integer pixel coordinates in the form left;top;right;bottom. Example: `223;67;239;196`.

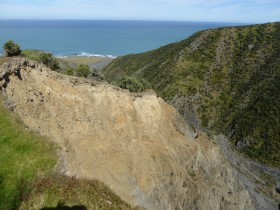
3;40;21;57
76;64;90;78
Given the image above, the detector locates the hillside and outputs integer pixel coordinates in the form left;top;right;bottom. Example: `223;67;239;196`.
103;22;280;167
0;94;56;209
0;58;257;210
0;59;139;210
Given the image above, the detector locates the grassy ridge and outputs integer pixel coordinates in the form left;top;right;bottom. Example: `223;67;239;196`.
103;22;280;167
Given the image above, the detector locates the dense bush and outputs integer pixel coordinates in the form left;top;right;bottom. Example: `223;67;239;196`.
3;40;21;57
39;52;59;70
118;76;150;92
65;67;74;76
76;64;90;78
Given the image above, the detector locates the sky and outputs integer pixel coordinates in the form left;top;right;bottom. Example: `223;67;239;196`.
0;0;280;23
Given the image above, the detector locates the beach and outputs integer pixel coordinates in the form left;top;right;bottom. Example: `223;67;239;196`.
59;56;114;69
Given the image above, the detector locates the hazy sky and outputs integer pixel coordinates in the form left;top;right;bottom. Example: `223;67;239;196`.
0;0;279;23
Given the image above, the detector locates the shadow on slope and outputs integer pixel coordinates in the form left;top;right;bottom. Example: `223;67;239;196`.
40;201;87;210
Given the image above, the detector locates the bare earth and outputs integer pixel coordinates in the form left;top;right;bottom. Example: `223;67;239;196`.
0;58;256;210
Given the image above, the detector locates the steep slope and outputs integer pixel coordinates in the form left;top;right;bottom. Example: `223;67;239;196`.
0;58;256;210
103;22;280;167
0;91;134;210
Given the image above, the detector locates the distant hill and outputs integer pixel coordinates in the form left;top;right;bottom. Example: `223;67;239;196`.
103;22;280;167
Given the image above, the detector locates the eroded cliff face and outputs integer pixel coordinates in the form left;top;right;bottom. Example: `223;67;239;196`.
0;58;255;210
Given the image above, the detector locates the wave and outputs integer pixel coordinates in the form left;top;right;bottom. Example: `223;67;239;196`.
57;52;117;59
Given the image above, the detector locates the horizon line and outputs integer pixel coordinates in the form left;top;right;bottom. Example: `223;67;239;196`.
0;19;263;24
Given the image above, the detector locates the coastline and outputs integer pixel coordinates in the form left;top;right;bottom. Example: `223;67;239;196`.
56;52;117;59
58;55;115;69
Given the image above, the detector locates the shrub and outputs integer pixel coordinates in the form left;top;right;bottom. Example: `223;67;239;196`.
3;40;21;57
66;67;74;76
76;64;90;78
39;52;59;70
118;76;149;92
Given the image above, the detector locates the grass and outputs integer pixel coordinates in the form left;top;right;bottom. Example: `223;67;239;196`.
20;173;135;210
60;56;113;66
21;49;44;61
0;95;57;210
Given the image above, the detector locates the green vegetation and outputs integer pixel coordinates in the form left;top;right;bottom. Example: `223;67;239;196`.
21;50;100;79
64;64;94;78
2;46;105;79
0;94;135;209
104;22;280;167
39;52;60;70
3;40;21;57
104;31;203;93
21;49;59;70
21;49;42;60
118;76;150;92
65;66;75;76
20;173;135;210
0;95;56;210
76;64;90;78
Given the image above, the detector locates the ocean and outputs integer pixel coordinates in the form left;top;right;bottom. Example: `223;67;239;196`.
0;20;241;57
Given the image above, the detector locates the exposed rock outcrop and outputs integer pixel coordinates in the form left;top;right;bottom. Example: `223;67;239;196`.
0;58;256;210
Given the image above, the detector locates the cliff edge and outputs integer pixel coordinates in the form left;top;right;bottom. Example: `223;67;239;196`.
0;58;255;210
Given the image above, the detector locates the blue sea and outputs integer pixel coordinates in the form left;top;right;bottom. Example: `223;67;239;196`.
0;20;242;57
